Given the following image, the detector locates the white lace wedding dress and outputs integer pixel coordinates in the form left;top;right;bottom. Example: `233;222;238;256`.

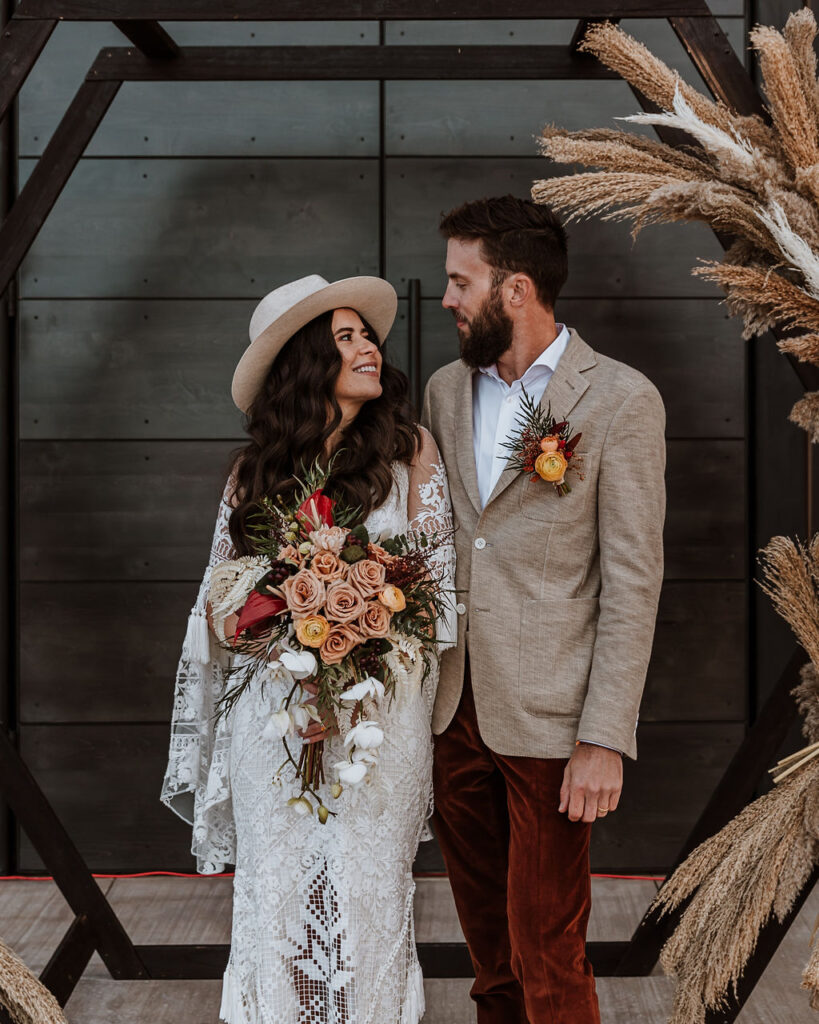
160;426;455;1024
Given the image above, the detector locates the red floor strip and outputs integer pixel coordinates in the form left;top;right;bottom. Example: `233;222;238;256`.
0;870;666;882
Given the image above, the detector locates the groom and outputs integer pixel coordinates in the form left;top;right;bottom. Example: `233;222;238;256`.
421;195;666;1023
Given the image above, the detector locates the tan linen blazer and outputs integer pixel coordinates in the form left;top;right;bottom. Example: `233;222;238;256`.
421;328;666;760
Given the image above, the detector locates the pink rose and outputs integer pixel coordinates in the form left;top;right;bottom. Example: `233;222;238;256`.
281;569;325;618
367;542;397;568
310;549;348;582
320;623;362;665
324;579;366;624
348;558;386;599
358;600;391;639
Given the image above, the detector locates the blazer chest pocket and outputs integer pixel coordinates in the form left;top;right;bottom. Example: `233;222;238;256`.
519;450;595;524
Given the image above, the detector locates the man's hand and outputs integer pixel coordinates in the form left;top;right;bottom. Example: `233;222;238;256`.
559;743;623;823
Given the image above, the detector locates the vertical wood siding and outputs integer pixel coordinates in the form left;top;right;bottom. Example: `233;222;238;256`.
15;9;755;873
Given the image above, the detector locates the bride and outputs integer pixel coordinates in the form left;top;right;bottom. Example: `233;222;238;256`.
160;274;456;1024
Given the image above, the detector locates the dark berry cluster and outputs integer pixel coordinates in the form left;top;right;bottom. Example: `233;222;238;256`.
358;648;383;678
253;560;290;594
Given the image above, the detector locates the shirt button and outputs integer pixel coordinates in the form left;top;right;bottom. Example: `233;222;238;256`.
474;537;486;550
456;602;467;615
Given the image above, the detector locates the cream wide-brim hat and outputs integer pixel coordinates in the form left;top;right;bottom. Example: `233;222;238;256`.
231;274;398;413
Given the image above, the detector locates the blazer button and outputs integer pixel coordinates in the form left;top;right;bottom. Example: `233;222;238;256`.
474;537;486;550
456;602;466;615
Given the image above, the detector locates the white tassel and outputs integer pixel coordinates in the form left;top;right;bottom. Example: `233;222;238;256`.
185;610;212;665
219;961;253;1024
401;961;426;1024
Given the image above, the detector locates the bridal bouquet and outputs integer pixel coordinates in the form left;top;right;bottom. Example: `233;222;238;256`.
207;462;451;821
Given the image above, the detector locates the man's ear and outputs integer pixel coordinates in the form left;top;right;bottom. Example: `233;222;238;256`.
507;273;534;307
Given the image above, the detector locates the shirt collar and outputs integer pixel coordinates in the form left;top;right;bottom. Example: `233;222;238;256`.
479;323;570;385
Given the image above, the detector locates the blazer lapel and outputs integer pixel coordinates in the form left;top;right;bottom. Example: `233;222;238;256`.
484;329;596;508
453;365;483;517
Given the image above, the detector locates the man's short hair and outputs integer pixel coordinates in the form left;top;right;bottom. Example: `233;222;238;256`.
439;194;568;309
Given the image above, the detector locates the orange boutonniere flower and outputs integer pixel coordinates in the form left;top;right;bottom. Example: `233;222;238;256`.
498;387;584;497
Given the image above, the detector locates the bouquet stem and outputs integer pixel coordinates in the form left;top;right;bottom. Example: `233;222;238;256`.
298;739;326;792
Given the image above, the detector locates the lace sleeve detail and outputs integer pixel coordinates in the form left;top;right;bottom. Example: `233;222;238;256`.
160;467;240;874
408;426;457;649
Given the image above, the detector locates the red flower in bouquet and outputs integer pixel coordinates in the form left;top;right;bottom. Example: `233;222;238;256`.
234;590;287;640
297;489;335;531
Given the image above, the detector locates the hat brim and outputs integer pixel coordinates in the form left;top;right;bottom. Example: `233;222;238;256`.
231;276;398;413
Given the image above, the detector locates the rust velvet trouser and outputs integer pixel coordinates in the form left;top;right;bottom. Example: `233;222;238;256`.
431;665;600;1024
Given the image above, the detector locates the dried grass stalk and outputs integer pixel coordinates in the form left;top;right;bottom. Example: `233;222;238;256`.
532;10;819;426
539;124;717;177
783;8;819;131
790;392;819;443
751;24;819;199
578;21;736;137
538;128;711;181
794;661;819;743
693;262;819;336
776;333;819;364
530;171;673;223
0;937;68;1024
757;535;819;668
803;930;819;1009
655;762;819;1024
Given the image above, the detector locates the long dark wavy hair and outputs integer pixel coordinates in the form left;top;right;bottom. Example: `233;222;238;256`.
228;308;421;555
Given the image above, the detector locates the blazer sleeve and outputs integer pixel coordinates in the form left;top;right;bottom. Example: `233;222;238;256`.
575;381;666;759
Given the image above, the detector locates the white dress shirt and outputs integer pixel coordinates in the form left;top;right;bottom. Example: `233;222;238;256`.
473;324;570;508
470;324;622;757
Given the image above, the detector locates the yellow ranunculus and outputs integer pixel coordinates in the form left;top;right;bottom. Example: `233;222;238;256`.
535;450;567;484
295;614;331;648
378;585;406;612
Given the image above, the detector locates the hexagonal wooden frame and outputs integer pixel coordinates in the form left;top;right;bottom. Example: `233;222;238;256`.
0;4;816;1021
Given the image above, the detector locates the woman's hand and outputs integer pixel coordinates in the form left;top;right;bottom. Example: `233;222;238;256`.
298;680;338;745
206;600;239;644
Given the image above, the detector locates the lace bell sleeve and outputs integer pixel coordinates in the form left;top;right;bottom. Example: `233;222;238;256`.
160;467;240;874
407;426;457;650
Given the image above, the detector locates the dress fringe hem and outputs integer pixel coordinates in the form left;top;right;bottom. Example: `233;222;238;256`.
219;960;253;1024
400;960;425;1024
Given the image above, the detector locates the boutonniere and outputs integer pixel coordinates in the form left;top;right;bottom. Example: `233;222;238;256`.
498;387;584;496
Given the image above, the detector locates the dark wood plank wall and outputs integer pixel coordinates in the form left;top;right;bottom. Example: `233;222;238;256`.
11;7;760;874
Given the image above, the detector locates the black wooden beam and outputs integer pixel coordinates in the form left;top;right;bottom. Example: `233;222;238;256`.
0;15;56;124
616;649;807;975
86;44;622;82
134;939;630;979
0;729;147;981
40;914;97;1006
670;15;762;116
112;18;178;59
0;77;120;298
14;0;712;20
408;278;422;416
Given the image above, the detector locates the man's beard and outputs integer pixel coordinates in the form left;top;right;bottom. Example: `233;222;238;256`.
457;287;514;369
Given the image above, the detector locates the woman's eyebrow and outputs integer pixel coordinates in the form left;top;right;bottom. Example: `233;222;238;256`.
333;324;367;335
